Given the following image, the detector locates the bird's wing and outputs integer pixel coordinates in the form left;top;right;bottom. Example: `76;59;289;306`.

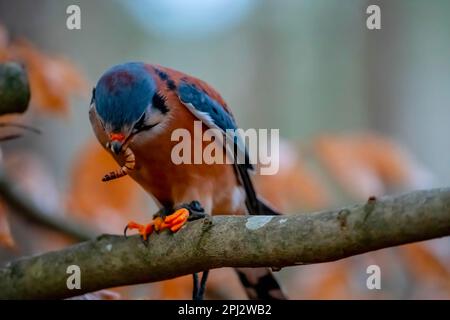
176;80;251;170
174;78;276;215
152;65;285;299
153;64;281;215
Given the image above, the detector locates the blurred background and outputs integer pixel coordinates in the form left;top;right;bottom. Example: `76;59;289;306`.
0;0;449;299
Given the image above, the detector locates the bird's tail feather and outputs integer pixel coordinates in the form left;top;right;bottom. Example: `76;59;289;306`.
233;163;287;299
234;164;282;215
235;268;286;300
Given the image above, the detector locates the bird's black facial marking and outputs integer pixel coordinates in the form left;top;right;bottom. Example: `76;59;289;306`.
152;93;169;114
90;87;96;105
155;68;169;81
112;125;122;133
134;113;146;131
154;67;177;91
132;112;159;134
167;79;176;91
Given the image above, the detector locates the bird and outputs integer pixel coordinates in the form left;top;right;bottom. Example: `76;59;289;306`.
89;62;286;300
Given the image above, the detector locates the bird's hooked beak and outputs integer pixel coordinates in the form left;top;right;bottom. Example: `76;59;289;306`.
107;132;125;155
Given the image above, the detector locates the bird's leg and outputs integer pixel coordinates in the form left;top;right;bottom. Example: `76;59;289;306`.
192;273;199;300
184;200;207;222
192;270;210;300
156;200;207;232
124;201;207;240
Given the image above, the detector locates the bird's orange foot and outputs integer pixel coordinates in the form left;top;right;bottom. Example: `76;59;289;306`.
124;221;154;241
124;201;206;241
158;208;190;232
124;208;190;241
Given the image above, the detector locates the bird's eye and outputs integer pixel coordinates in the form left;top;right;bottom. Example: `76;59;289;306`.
133;113;146;133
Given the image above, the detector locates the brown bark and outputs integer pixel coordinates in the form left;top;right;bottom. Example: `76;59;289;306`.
0;188;449;299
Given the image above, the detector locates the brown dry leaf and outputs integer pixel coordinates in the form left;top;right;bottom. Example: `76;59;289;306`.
204;268;248;299
0;203;15;249
254;140;330;212
314;134;385;199
0;25;8;61
313;133;433;199
0;147;14;250
285;262;352;300
401;243;450;286
0;150;71;251
146;269;247;300
354;135;421;187
306;263;350;299
0;25;87;115
11;40;87;114
155;269;248;300
5;151;61;214
156;275;194;299
67;140;168;299
67;139;150;233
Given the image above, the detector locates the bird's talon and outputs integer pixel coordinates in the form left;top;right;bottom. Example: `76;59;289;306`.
124;221;153;240
124;225;129;239
123;204;200;240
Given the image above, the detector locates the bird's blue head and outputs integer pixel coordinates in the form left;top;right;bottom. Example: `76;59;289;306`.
92;62;162;154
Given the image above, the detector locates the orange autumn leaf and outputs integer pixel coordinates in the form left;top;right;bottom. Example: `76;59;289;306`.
0;203;15;249
147;269;247;300
0;149;18;253
305;263;351;300
0;25;87;115
401;243;450;285
12;40;87;114
157;275;193;299
67;139;151;233
313;133;433;199
314;134;384;198
0;25;8;61
204;268;248;299
0;150;69;251
254;140;329;212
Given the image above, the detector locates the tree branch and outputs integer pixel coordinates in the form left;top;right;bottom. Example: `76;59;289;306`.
0;167;95;241
0;188;450;299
